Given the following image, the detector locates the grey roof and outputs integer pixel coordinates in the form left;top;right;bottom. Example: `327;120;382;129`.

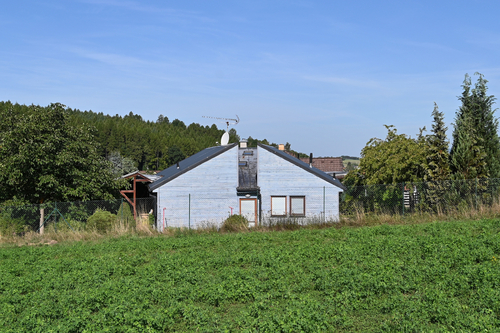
258;143;347;191
148;143;238;191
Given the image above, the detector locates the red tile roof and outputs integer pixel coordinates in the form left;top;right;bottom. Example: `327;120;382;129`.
299;157;344;173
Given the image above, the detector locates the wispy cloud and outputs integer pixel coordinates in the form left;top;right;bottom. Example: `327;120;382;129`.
79;0;215;23
71;48;145;67
302;76;383;89
400;40;460;53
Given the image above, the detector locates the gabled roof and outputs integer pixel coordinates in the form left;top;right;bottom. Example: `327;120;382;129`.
258;143;347;191
148;143;238;191
121;171;162;182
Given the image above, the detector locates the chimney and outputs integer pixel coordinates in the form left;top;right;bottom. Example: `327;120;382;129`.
279;144;285;151
309;153;313;168
240;139;247;149
176;162;180;169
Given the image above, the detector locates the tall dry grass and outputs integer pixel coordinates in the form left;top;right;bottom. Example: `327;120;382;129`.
0;215;158;247
3;201;500;247
337;199;500;227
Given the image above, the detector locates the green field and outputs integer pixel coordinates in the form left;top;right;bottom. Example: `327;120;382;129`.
342;158;359;167
2;220;500;332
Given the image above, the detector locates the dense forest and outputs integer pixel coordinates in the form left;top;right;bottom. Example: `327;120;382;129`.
67;109;307;172
67;109;236;172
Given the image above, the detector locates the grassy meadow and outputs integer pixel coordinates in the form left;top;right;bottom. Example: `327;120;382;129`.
1;218;500;332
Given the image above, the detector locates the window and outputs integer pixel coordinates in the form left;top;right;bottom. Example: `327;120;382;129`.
238;161;247;166
290;196;305;216
243;151;254;156
271;196;287;216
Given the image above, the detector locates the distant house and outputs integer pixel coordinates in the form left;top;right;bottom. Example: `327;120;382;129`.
148;141;346;230
298;156;346;179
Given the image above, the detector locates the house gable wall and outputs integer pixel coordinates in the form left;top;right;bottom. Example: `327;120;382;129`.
257;146;342;221
153;146;238;230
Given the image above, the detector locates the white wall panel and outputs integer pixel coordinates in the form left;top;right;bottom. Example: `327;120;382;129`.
257;147;342;222
154;146;238;231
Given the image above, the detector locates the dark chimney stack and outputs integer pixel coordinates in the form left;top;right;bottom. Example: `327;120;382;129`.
309;153;313;168
176;162;180;169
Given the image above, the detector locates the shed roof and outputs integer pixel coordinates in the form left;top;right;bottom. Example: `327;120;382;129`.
258;143;347;191
148;143;238;191
121;171;162;182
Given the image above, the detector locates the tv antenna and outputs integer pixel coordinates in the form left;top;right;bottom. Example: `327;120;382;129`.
202;115;240;146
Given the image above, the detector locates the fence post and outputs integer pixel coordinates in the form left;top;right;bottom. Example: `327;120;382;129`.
39;202;44;235
54;202;58;232
188;194;191;230
475;178;478;210
323;186;326;223
402;183;405;216
121;198;123;223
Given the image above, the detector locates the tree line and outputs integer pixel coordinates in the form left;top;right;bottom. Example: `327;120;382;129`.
345;73;500;186
0;101;304;204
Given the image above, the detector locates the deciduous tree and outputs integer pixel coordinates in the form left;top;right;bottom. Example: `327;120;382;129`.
0;102;122;204
344;125;427;186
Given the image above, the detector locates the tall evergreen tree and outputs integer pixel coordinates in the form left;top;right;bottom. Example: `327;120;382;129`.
424;103;451;210
450;73;499;179
425;103;450;182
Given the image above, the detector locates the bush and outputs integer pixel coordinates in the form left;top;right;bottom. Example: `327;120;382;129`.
86;209;117;233
148;213;155;226
117;203;134;225
51;218;86;232
221;214;248;232
0;215;25;236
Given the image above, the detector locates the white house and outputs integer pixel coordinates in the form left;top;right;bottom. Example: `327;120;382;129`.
148;141;346;231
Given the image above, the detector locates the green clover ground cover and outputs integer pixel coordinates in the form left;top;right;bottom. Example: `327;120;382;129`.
1;219;500;332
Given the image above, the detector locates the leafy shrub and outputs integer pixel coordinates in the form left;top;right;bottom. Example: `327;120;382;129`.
65;203;91;223
117;202;134;225
148;213;155;226
221;214;248;232
50;218;86;232
86;209;117;233
0;215;25;236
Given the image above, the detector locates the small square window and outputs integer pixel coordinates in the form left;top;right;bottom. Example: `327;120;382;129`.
290;196;305;216
271;196;287;216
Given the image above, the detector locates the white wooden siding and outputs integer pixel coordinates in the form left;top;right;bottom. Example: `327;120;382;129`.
154;146;238;230
257;147;342;222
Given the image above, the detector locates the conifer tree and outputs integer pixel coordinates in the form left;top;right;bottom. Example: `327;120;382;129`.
425;103;450;182
450;111;487;179
424;103;451;210
450;73;499;179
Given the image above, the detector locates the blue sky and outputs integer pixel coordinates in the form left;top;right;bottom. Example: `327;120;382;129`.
2;1;500;157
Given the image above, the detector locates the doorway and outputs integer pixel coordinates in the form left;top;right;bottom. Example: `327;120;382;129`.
240;198;257;227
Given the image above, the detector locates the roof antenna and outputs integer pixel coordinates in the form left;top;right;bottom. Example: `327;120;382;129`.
202;115;240;146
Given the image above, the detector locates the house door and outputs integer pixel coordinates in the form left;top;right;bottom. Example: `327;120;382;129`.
240;198;257;227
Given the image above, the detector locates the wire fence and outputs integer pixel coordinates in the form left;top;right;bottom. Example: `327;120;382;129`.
340;178;500;215
1;178;500;235
0;197;156;235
